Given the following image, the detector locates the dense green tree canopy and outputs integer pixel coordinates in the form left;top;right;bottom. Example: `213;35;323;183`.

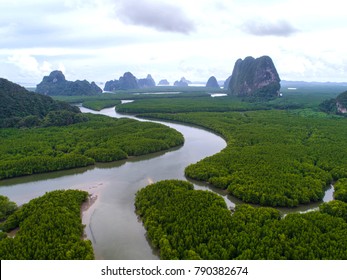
136;180;347;260
139;110;347;207
0;114;184;179
334;178;347;202
320;200;347;222
0;78;83;128
0;195;17;221
0;190;94;259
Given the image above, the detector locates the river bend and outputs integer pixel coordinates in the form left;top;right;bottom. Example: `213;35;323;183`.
0;107;227;259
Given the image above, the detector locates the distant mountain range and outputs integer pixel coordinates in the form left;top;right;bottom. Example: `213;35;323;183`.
281;80;347;87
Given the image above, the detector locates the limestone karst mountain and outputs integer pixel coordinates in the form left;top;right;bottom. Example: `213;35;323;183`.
104;72;139;91
174;77;191;87
206;76;220;88
36;71;102;96
138;74;156;88
158;79;170;86
228;56;281;100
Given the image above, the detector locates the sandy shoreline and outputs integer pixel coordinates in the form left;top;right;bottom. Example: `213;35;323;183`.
82;193;98;212
78;182;105;244
78;182;104;212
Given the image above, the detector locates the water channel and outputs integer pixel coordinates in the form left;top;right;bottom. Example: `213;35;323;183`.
0;106;228;259
0;106;334;259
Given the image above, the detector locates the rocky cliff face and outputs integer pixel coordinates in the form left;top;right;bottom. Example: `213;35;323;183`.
223;75;231;90
337;102;347;113
36;71;102;96
228;56;281;100
206;76;220;88
104;72;139;91
336;91;347;113
119;72;139;90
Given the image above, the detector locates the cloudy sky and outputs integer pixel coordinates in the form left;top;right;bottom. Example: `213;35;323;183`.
0;0;346;86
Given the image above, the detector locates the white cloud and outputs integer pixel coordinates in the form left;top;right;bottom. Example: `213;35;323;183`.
115;0;196;34
7;55;41;75
40;61;54;73
6;54;59;82
58;63;66;75
241;19;299;37
1;0;347;83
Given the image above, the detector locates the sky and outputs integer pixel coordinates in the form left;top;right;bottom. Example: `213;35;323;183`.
0;0;346;86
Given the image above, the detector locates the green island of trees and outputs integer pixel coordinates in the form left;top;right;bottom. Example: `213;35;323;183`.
137;110;347;207
0;190;94;259
0;114;184;180
135;180;347;260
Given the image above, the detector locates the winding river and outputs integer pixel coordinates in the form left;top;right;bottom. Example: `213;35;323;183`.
0;106;227;259
0;106;334;259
